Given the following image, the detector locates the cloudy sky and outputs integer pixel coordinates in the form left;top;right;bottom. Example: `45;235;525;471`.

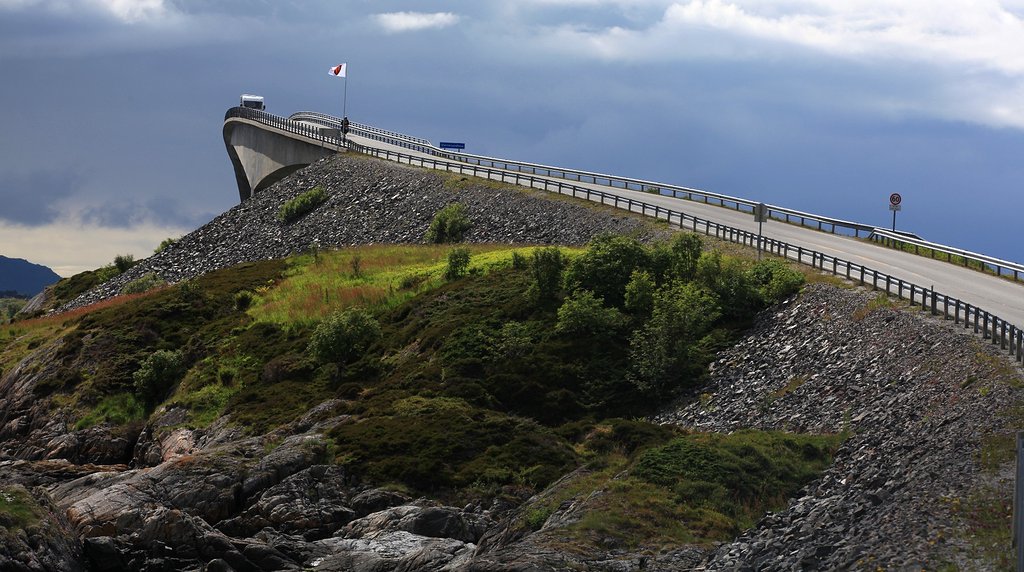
1;0;1022;275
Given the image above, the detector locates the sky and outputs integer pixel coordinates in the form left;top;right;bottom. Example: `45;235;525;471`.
1;0;1022;276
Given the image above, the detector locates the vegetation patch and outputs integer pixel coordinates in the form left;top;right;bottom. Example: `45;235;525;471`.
278;186;328;223
0;486;44;530
120;273;167;295
425;202;472;243
74;392;145;430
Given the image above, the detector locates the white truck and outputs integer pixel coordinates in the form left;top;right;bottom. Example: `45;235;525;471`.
239;94;265;111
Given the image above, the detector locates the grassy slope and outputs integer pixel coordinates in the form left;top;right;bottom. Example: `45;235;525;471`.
0;239;841;552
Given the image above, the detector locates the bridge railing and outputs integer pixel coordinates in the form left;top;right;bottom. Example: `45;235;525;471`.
226;107;345;147
869;229;1024;282
227;108;1024;358
289;111;434;147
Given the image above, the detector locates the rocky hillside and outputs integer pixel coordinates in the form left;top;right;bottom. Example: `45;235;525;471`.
57;153;665;312
655;284;1022;570
1;151;1020;571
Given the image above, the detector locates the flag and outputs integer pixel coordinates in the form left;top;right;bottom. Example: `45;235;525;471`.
328;63;347;78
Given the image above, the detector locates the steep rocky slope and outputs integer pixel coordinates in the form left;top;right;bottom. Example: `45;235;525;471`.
59;153;665;312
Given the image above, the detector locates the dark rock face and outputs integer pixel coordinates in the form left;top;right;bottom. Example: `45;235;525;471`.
59;153;667;312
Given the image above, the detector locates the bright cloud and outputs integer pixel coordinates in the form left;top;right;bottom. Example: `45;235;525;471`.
518;0;1024;128
374;11;460;33
0;218;189;276
0;0;171;22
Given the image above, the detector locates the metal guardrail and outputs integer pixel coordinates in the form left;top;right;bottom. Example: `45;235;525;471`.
870;229;1024;282
290;110;1024;284
294;110;876;238
226;107;1024;364
289;112;433;147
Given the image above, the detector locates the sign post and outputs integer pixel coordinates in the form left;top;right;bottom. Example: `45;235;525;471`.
754;202;768;260
889;193;902;232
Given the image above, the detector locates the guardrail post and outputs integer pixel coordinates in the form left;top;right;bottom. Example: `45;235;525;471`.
1002;321;1008;350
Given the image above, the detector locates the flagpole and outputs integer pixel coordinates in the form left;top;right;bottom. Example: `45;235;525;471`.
343;75;348;118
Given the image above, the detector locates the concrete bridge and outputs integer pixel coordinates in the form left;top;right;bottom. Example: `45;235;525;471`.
223;108;342;201
222;106;1024;362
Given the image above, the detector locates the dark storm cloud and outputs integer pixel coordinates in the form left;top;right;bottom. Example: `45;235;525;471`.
0;170;80;226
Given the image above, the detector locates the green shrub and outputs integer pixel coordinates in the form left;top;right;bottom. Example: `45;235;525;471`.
133;349;185;406
120;273;166;295
308;307;381;364
748;259;804;302
489;321;538;360
445;247;471;281
154;237;178;254
113;254;136;273
556;290;626;337
629;282;720;396
564;234;650;308
278;186;328;223
425;203;472;243
529;247;565;303
669;233;703;281
511;251;527;270
234;290;254;311
633;431;841;523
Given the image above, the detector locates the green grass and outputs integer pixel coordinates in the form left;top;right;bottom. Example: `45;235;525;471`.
278;186;328;223
512;428;842;552
74;393;145;430
248;244;580;326
0;486;44;530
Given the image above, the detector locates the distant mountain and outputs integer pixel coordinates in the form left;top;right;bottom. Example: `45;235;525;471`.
0;255;61;297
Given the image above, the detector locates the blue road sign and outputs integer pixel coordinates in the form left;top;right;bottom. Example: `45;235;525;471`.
438;142;466;150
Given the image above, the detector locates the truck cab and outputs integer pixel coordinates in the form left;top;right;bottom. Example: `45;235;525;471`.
239;94;265;111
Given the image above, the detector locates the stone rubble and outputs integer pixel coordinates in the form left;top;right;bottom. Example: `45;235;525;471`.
655;283;1023;570
60;153;667;312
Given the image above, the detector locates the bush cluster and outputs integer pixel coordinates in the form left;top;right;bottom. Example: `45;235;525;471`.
307;307;381;364
120;273;167;295
278;186;328;223
133;349;185;406
444;248;471;281
425;203;472;243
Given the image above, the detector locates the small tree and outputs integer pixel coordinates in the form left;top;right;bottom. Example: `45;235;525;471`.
425;203;472;243
445;247;471;281
629;282;720;397
308;307;382;364
133;349;185;406
563;234;650;308
528;247;565;303
114;254;136;273
624;269;655;317
670;233;703;282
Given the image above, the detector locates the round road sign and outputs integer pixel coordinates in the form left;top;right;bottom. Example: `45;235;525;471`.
889;193;902;206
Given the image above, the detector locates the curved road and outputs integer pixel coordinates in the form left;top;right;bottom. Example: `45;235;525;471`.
331;129;1024;331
